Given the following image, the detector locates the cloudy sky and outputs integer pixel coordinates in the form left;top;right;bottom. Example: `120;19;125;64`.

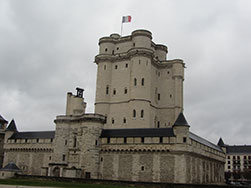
1;0;251;145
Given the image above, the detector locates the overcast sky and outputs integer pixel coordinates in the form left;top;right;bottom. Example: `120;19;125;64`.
1;0;251;145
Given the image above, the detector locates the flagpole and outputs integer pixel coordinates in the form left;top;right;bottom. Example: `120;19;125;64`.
121;20;123;36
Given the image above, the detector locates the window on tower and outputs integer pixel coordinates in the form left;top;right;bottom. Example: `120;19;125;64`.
124;88;127;94
113;89;116;95
106;86;109;95
133;110;136;118
73;137;77;147
134;78;137;86
141;110;144;118
141;78;144;86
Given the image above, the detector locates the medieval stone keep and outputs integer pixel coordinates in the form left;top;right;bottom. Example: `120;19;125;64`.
2;30;225;183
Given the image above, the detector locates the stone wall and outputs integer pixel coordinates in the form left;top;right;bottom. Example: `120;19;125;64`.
99;151;224;184
3;150;52;175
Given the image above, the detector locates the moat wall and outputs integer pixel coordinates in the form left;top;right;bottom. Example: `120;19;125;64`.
15;174;248;188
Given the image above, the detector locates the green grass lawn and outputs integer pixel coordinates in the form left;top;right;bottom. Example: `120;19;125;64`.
0;178;139;188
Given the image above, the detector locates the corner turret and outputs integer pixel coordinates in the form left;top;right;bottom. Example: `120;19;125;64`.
173;113;190;143
4;119;18;145
217;137;226;153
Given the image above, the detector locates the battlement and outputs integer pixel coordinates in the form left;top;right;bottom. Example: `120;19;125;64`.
96;29;168;63
55;113;106;124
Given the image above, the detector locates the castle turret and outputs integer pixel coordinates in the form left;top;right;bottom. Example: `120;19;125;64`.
66;88;86;116
172;113;190;144
4;119;17;143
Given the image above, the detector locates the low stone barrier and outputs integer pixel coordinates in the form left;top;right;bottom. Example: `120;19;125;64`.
14;174;250;188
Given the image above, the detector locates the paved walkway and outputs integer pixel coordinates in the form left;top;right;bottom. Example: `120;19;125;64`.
0;185;56;188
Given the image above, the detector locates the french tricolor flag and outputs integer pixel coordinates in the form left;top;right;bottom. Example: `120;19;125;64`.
122;16;132;23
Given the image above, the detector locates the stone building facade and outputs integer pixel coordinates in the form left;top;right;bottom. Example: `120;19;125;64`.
1;29;225;184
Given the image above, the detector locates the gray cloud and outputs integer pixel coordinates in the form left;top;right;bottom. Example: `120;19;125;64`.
1;0;251;145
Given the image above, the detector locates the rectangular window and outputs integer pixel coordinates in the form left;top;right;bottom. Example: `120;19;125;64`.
62;155;66;161
73;137;77;147
124;137;127;144
158;93;160;100
141;137;144;143
107;137;110;144
159;137;163;143
183;137;187;143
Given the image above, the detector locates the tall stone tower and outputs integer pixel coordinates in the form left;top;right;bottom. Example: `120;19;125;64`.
94;30;185;129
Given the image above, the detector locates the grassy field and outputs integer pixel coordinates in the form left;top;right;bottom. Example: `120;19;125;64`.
0;178;140;188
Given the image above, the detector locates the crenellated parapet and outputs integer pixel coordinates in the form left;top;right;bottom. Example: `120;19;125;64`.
95;29;169;65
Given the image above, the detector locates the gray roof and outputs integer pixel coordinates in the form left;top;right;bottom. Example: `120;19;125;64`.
100;128;175;138
173;113;190;127
226;145;251;154
9;131;55;139
1;162;21;172
189;132;223;152
217;138;225;147
0;115;8;123
6;119;17;131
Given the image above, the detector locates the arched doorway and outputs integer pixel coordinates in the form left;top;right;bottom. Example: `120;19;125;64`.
52;167;60;177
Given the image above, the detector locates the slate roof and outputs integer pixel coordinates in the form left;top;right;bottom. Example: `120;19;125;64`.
1;162;21;172
226;145;251;154
6;119;17;132
0;115;8;123
189;132;223;152
217;138;225;147
173;113;190;127
100;128;175;138
9;131;55;139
